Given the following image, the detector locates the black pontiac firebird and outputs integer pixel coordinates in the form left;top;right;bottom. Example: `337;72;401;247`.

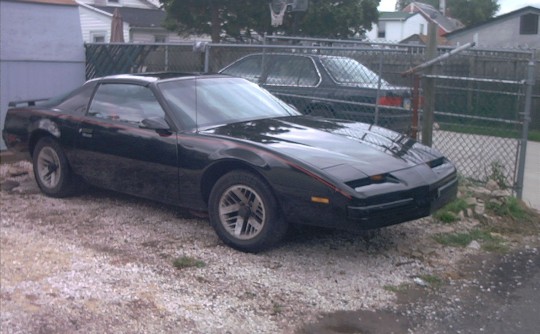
2;73;458;252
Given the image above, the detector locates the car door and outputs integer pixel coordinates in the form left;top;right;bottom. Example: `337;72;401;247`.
261;55;334;113
72;82;179;204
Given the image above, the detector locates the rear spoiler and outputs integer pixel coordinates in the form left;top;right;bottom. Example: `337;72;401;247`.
8;98;49;108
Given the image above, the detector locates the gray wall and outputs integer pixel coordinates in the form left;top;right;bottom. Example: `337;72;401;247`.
0;0;86;149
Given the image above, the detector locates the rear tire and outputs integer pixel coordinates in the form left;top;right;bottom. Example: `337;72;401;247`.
32;137;76;198
208;171;288;253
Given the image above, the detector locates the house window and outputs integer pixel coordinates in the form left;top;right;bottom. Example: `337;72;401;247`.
154;35;167;43
90;31;106;43
520;13;539;35
419;24;425;34
108;0;120;4
377;22;386;39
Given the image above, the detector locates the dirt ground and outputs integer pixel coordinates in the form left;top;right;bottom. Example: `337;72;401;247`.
298;247;540;334
1;160;539;333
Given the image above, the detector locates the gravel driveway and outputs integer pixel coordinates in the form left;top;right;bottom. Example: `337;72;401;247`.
0;161;536;333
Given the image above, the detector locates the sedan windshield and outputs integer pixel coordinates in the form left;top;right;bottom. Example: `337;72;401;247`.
159;77;299;130
320;57;390;87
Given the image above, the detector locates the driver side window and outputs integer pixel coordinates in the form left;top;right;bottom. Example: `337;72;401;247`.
88;84;165;124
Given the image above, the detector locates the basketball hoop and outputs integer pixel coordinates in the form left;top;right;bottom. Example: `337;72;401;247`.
270;1;287;27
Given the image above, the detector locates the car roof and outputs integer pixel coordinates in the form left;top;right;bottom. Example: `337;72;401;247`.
90;72;226;84
236;53;351;60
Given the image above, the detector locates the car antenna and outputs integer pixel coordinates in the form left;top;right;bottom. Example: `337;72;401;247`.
195;77;199;132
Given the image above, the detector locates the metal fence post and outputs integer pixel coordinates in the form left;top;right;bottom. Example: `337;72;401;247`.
204;45;211;73
374;52;383;125
515;53;536;199
165;45;169;71
411;74;421;139
422;22;438;147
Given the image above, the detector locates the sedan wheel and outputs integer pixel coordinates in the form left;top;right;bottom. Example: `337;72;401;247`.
33;137;76;198
209;171;288;252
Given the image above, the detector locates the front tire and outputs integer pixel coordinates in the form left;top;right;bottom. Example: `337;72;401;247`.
208;171;288;253
33;137;76;198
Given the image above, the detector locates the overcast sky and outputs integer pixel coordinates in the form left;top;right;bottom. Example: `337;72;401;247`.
377;0;540;15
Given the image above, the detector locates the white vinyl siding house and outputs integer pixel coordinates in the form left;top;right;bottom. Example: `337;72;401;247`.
79;3;129;42
366;12;428;42
77;0;203;43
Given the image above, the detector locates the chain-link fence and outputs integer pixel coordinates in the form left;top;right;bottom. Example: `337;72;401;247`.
84;40;537;193
85;43;205;78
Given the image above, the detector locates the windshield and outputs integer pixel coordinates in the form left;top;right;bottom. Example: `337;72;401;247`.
320;57;390;87
159;77;299;130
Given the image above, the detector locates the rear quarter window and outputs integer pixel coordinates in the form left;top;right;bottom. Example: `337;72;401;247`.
53;82;97;116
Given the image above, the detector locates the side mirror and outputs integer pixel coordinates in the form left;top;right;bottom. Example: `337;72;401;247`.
140;116;170;131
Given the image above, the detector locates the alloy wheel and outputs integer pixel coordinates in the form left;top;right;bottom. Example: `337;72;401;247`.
218;185;266;240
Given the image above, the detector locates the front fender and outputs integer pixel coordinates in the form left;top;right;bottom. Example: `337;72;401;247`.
214;147;268;168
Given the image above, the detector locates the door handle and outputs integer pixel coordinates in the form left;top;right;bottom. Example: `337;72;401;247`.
79;128;93;138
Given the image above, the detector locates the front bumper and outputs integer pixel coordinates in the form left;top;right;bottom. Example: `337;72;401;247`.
346;175;458;230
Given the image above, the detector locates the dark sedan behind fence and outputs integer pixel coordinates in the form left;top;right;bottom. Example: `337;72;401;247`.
219;53;413;134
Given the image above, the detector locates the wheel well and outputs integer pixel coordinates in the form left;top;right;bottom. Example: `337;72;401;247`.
28;131;55;158
200;161;268;205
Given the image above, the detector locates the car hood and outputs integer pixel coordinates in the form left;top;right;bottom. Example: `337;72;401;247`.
201;116;444;180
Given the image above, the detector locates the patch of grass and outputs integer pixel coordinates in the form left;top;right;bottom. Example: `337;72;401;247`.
383;284;409;293
445;198;469;213
487;197;531;221
271;302;283;315
173;256;206;270
242;291;257;299
481;239;509;253
434;211;459;223
485;197;540;236
442;124;517;139
441;124;540;142
418;274;443;288
433;229;505;251
528;129;540;142
433;198;468;223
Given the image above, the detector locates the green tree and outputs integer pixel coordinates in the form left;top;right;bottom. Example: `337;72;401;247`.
447;0;499;26
160;0;380;42
297;0;379;38
394;0;499;26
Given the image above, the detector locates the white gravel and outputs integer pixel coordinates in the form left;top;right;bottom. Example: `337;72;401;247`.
0;161;472;333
